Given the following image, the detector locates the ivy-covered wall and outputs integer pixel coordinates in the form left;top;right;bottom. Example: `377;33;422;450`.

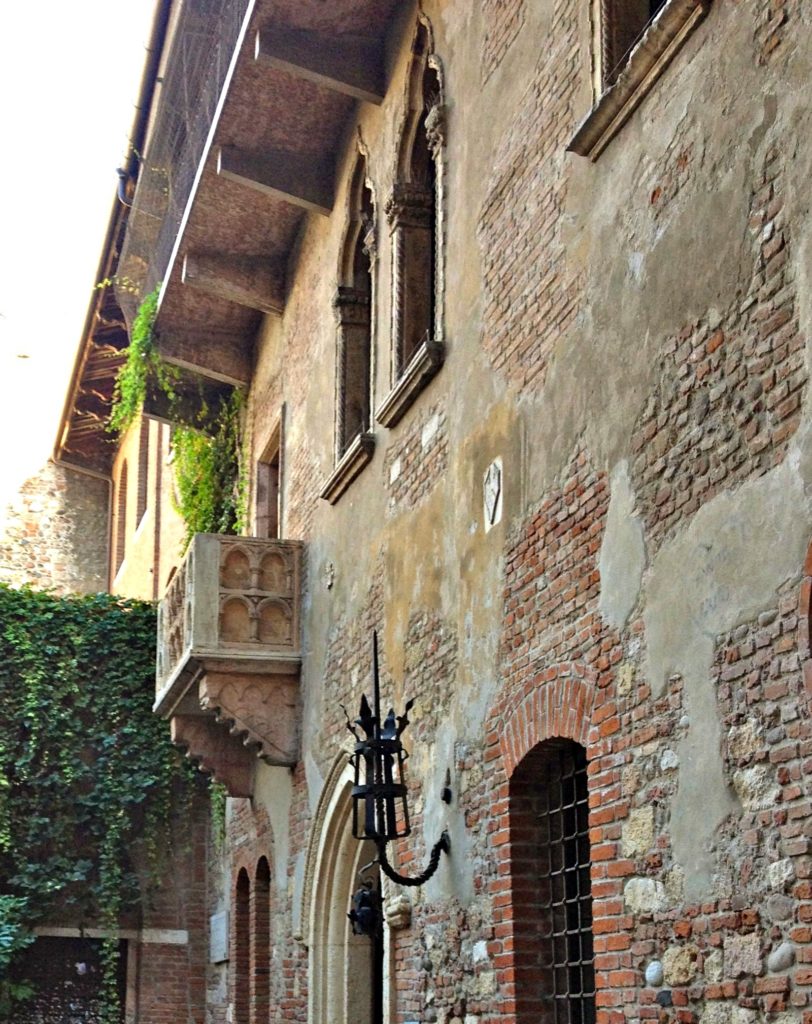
0;585;200;1020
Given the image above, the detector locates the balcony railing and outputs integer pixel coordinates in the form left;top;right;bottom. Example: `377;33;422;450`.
155;534;303;790
116;0;251;327
156;533;302;695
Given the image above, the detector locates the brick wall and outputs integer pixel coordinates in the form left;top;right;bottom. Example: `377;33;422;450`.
631;149;806;552
0;460;108;595
481;0;526;81
477;0;581;393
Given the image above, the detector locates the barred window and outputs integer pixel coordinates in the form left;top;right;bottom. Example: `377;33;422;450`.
511;739;595;1024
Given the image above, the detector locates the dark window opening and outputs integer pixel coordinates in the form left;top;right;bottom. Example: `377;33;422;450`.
256;429;281;539
253;858;271;1024
391;51;440;378
114;460;128;576
603;0;669;87
234;868;250;1024
136;418;149;526
337;161;374;458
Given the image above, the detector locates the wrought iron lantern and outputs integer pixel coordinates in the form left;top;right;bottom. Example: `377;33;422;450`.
346;631;450;888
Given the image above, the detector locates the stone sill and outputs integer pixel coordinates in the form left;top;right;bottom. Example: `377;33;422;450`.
568;0;711;161
320;431;376;505
377;339;445;428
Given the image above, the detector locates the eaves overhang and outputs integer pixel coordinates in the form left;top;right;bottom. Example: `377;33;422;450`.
53;0;174;473
118;0;402;370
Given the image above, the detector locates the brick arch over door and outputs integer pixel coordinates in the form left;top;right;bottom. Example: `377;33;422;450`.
483;661;622;1024
498;663;598;779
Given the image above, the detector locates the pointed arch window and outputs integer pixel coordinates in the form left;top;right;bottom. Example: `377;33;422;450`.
321;156;376;504
252;858;271;1024
136;418;150;527
510;739;595;1024
234;869;250;1024
600;0;667;88
378;21;446;428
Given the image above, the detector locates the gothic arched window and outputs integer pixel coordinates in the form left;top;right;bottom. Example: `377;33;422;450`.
378;20;446;428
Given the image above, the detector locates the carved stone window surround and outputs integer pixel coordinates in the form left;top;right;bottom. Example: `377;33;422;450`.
320;430;376;504
568;0;711;160
385;23;446;426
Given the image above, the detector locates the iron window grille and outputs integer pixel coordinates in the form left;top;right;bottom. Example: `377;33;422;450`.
537;742;595;1024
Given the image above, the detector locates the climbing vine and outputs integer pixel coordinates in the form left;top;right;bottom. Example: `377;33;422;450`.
172;390;249;551
108;289;247;546
0;587;198;1020
108;285;178;435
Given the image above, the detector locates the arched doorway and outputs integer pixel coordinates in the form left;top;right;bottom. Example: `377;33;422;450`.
306;763;385;1024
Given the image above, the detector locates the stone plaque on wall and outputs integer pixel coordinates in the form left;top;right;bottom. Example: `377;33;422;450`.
209;911;229;963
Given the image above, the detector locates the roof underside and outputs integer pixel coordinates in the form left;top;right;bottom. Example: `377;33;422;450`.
57;0;402;471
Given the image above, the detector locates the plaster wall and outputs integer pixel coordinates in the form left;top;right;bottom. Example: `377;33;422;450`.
111;415;186;601
199;1;812;1022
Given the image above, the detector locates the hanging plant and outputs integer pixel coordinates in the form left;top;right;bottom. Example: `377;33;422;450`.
171;389;249;551
107;286;247;548
108;285;178;434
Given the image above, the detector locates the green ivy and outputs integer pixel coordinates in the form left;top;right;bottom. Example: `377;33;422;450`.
107;287;247;548
0;587;197;1019
171;390;248;552
108;285;178;434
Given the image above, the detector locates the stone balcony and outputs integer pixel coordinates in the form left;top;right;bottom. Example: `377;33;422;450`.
155;534;303;796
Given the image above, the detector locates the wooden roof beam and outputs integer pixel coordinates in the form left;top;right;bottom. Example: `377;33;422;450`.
254;26;385;105
156;329;253;388
217;146;334;216
181;253;285;317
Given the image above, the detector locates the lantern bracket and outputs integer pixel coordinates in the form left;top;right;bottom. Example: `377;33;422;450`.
377;830;450;887
344;631;451;889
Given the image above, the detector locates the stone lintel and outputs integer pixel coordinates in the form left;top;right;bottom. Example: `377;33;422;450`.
377;340;445;428
217;146;334;217
320;431;376;504
182;253;285;316
171;713;256;798
254;26;385;105
156;329;253;388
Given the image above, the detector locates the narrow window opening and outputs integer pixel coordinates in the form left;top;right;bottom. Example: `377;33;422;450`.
252;858;271;1024
256;426;282;539
114;460;128;576
136;418;149;526
234;869;250;1024
389;41;441;380
336;160;374;459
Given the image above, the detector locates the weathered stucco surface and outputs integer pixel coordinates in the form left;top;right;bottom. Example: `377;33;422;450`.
142;0;812;1021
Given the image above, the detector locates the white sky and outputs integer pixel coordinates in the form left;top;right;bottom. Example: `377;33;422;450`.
0;0;157;508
